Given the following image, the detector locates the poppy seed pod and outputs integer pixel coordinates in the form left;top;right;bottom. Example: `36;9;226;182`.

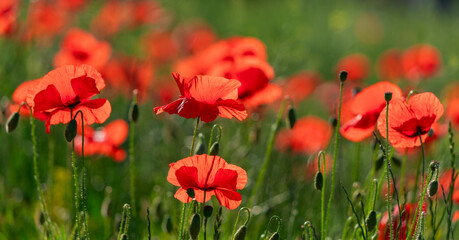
203;205;213;218
384;92;392;102
314;172;323;191
428;180;438;197
209;142;219;156
269;232;280;240
427;128;434;138
65;119;78;142
429;161;439;172
129;103;139;123
366;210;377;232
287;106;296;129
339;70;348;82
234;226;247;240
6;112;20;133
189;214;201;240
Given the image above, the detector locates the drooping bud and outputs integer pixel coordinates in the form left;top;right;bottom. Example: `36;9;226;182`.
384;92;393;102
339;70;348;82
203;205;213;218
269;232;280;240
233;226;247;240
429;161;439;172
129;103;139;123
209;142;219;156
187;188;195;199
314;172;323;191
427;128;434;138
366;210;377;232
287;106;296;129
428;180;438;197
194;133;206;155
65;119;78;142
5;112;20;133
329;117;337;128
189;214;201;240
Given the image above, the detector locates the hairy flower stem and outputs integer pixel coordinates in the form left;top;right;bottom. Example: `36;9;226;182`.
318;151;326;240
447;121;456;240
129;95;137;216
399;151;408;199
74;110;89;239
324;80;344;239
178;117;201;240
385;99;393;240
247;99;287;207
70;109;81;238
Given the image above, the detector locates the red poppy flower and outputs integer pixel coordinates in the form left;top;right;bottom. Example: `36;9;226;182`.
454;211;459;223
446;91;459;131
102;56;154;103
401;44;441;82
174;21;216;54
75;119;128;162
9;79;48;121
167;154;247;210
282;71;321;104
57;0;87;11
27;65;111;133
276;116;332;155
377;48;403;82
91;0;127;37
335;54;370;82
378;203;427;240
127;0;163;28
340;81;403;142
23;1;66;42
143;31;179;63
377;92;444;148
54;29;111;70
0;0;17;36
154;73;247;123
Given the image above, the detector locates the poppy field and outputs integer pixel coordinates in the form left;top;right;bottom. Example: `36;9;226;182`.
2;0;459;239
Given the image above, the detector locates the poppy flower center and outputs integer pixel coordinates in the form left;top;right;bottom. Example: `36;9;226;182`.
65;96;81;109
73;50;90;61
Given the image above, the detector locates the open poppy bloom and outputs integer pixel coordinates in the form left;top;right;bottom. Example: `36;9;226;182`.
377;92;443;148
9;79;48;121
276;116;332;155
167;154;247;210
23;1;66;42
154;73;247;123
335;54;370;82
340;81;403;142
377;48;403;82
282;70;321;104
54;28;111;70
0;0;17;36
75;119;128;162
143;31;179;63
378;203;427;240
401;44;441;82
27;65;111;133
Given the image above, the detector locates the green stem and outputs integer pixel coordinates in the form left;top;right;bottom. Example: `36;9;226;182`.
129;117;136;216
324;80;344;238
319;151;326;240
247;100;287;207
74;110;89;239
385;100;393;240
399;152;407;199
70;109;80;238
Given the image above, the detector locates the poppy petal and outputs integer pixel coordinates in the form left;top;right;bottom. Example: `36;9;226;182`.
214;189;242;210
408;92;444;131
242;83;282;108
217;99;248;121
32;84;64;112
224;164;248;189
188;75;241;102
351;81;403;115
175;166;199;189
73;98;111;126
103;119;129;146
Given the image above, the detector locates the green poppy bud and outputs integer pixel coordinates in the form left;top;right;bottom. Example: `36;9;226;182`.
233;226;247;240
203;205;213;218
314;172;323;191
287;106;296;129
429;161;439;172
339;70;348;82
5;112;20;133
129;103;139;123
189;214;201;240
384;92;393;102
187;188;195;199
366;210;377;232
65;119;78;142
428;180;438;197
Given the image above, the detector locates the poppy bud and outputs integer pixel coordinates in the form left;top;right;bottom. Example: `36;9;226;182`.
314;172;323;191
195;133;206;155
384;92;392;102
366;210;377;232
204;205;213;218
5;112;20;133
234;226;247;240
162;215;173;233
339;70;348;82
427;128;434;138
129;103;139;123
428;180;438;197
329;117;337;128
189;214;201;240
287;106;296;129
269;232;280;240
65;119;78;142
209;142;219;156
429;161;439;172
187;188;195;199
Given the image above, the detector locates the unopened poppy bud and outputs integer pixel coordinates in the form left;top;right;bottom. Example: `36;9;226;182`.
203;205;213;218
427;128;434;138
269;232;280;240
428;180;438;197
366;210;377;232
314;172;323;191
234;226;247;240
287;106;296;129
384;92;392;102
129;103;139;122
339;70;348;82
329;117;337;128
209;142;219;156
189;214;201;240
162;215;173;233
5;112;19;133
65;119;78;142
187;188;195;199
429;161;439;172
